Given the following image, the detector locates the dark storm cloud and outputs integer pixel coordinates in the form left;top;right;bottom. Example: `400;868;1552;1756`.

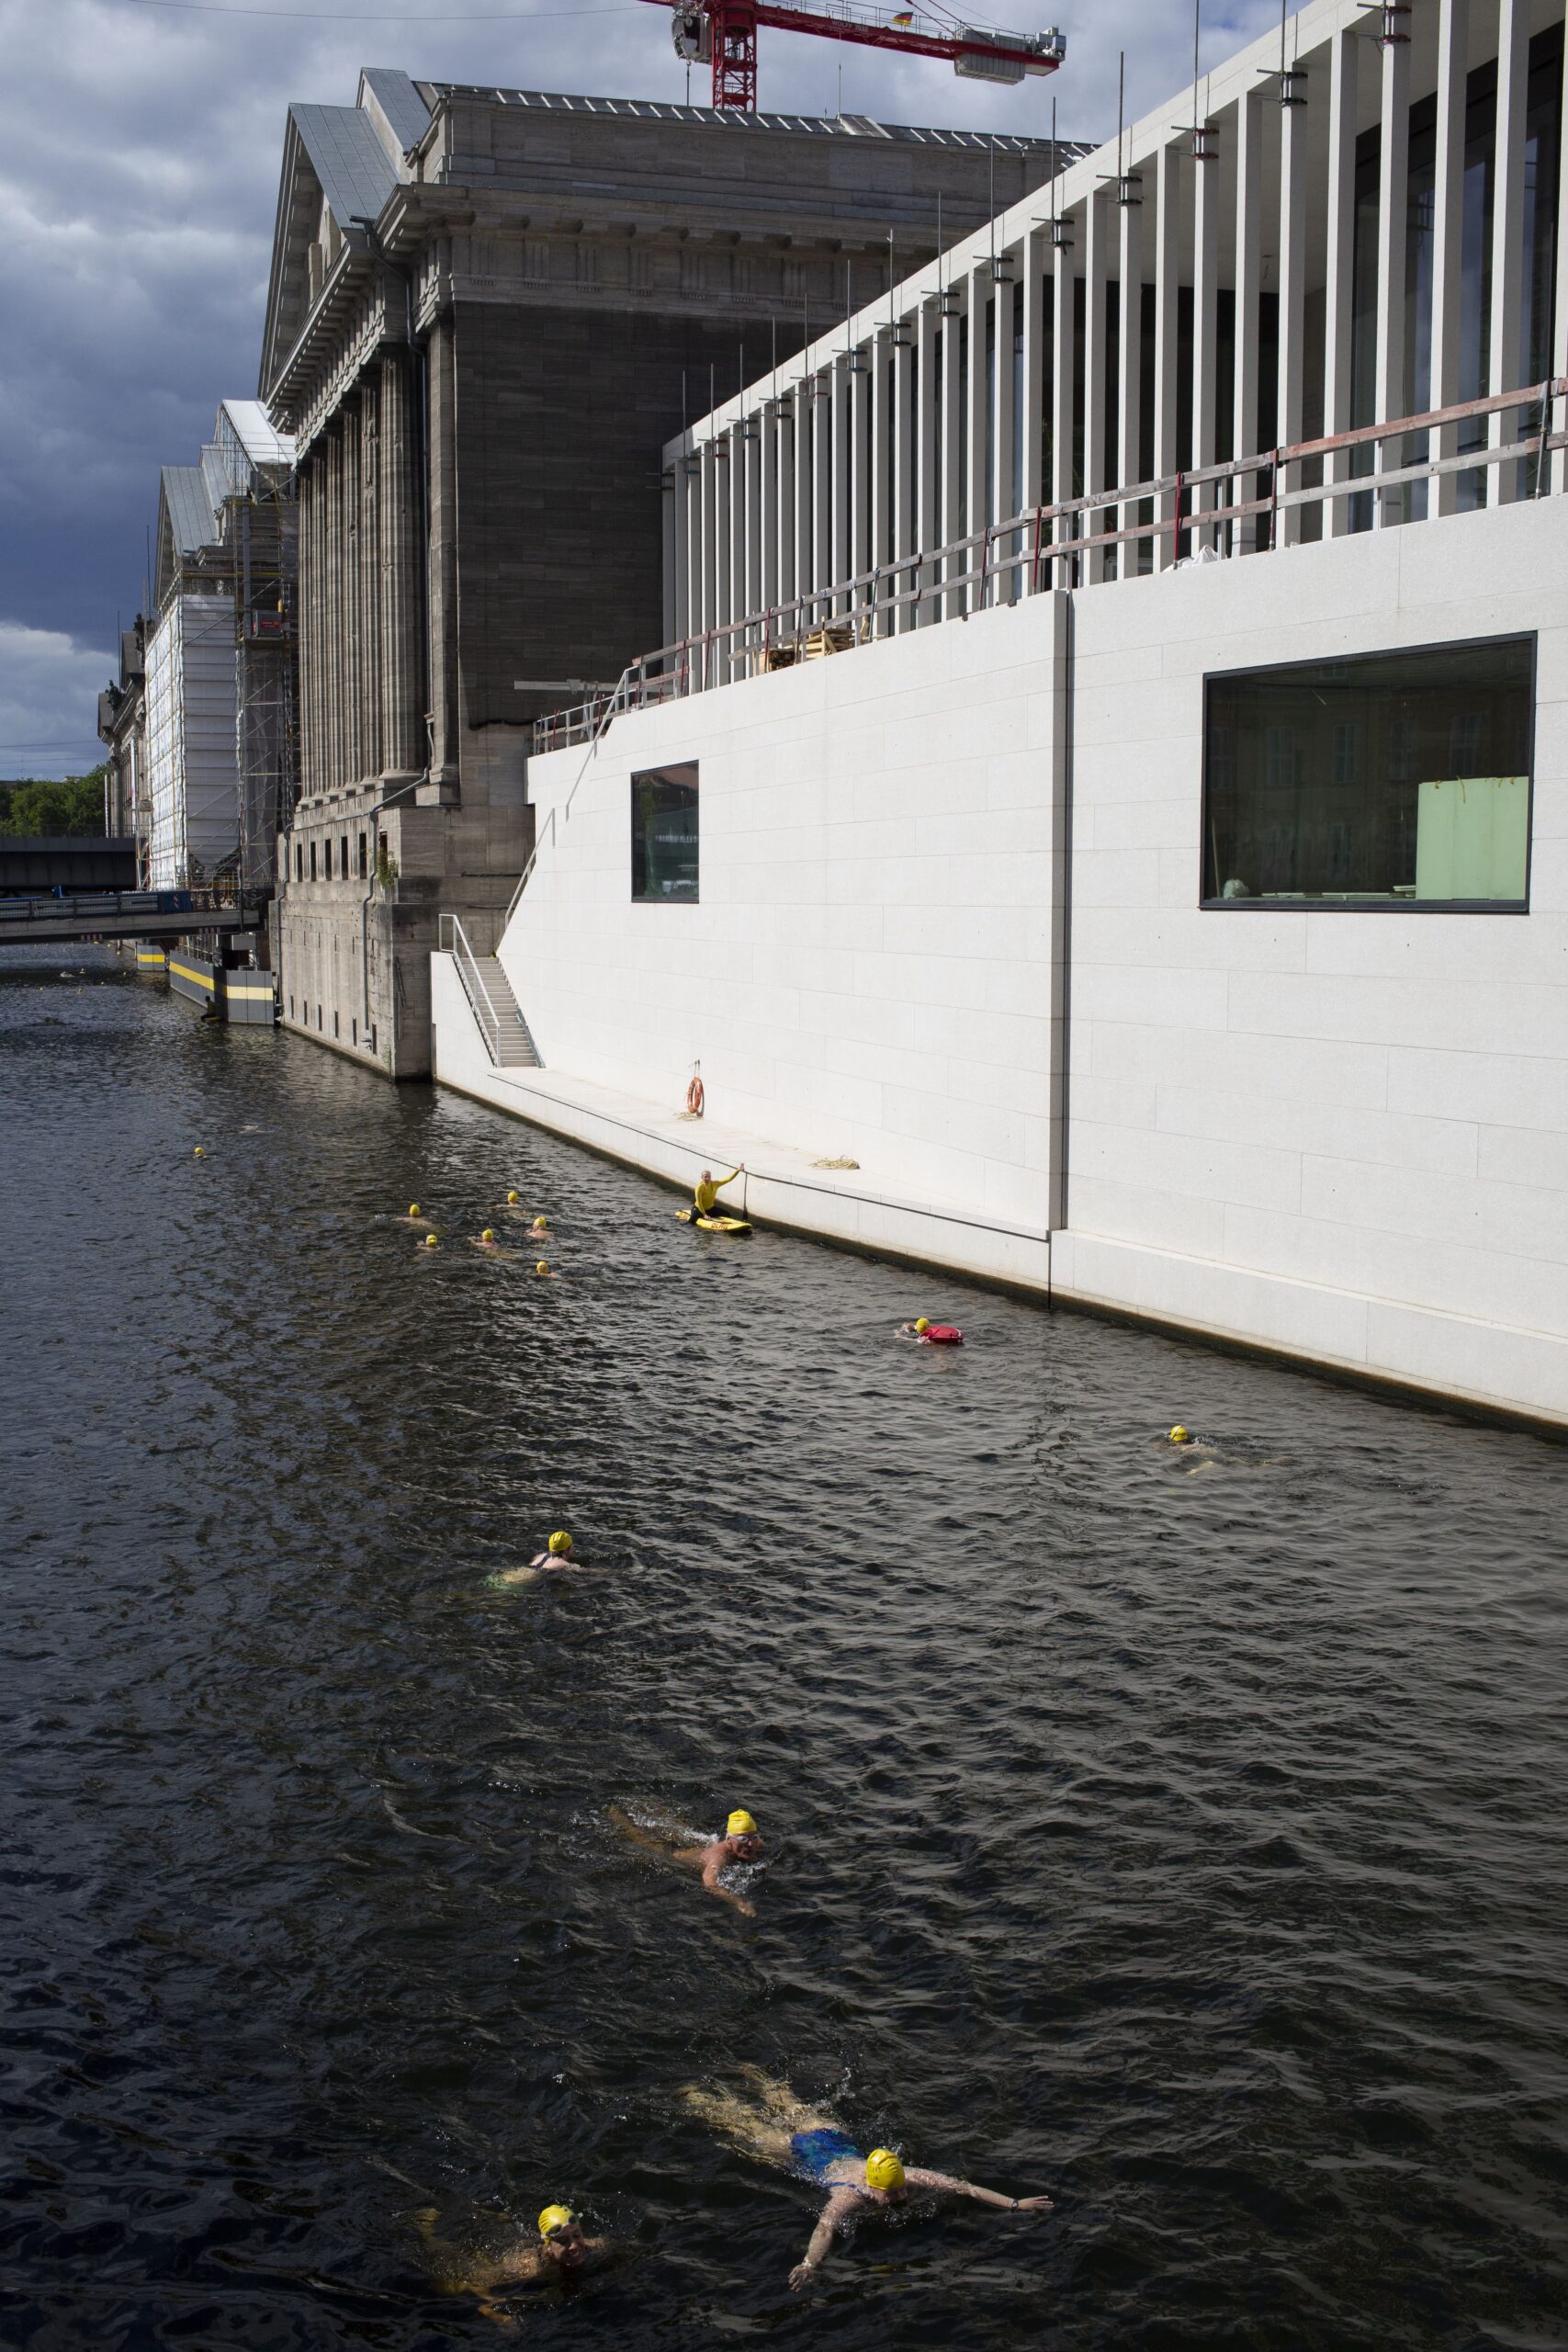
0;0;1273;775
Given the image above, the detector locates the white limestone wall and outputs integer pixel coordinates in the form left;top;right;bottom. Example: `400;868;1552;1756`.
1054;495;1568;1423
499;496;1567;1423
506;598;1066;1231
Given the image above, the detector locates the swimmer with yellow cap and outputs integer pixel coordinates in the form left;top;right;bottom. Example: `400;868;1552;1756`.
679;2071;1054;2291
608;1802;766;1918
470;1228;500;1250
415;2199;617;2313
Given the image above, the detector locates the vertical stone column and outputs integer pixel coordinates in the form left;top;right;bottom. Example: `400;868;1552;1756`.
1083;190;1110;582
941;304;964;619
1117;185;1144;579
1234;92;1264;550
760;400;778;620
991;264;1017;601
811;372;832;616
1325;26;1359;536
915;300;939;626
892;318;916;631
298;451;320;796
830;355;852;610
1374;30;1411;526
423;313;461;789
870;327;893;633
965;261;989;608
1021;223;1048;544
1490;0;1529;503
379;354;422;775
1051;229;1077;583
1431;0;1470;514
1277;91;1309;546
326;421;345;791
1153;144;1181;569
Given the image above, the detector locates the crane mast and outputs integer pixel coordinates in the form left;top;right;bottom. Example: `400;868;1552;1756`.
655;1;1065;114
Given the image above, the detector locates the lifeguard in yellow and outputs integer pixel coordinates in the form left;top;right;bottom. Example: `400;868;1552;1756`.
693;1165;744;1219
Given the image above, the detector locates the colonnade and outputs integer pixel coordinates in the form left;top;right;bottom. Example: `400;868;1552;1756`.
666;0;1568;672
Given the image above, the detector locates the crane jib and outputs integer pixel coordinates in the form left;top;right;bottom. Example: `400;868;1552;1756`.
654;0;1066;112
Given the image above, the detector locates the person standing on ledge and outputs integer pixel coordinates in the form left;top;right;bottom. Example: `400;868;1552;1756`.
693;1165;744;1220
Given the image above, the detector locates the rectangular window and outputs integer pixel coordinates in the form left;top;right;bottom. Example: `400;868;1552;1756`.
358;832;368;878
341;835;349;877
1203;637;1533;910
309;839;317;880
295;842;304;882
323;838;333;880
631;761;700;901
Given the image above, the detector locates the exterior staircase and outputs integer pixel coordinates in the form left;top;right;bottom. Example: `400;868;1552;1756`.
446;924;541;1067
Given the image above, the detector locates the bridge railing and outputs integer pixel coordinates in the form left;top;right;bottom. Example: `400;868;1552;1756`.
0;888;267;928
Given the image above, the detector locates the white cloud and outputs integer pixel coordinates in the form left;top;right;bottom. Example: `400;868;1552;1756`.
0;622;112;780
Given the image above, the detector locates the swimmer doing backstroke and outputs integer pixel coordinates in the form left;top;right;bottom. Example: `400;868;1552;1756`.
682;2069;1052;2290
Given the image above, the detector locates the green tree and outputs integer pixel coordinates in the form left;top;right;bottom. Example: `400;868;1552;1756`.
0;769;107;837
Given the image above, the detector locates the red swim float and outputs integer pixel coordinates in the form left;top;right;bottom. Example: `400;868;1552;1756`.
924;1324;964;1346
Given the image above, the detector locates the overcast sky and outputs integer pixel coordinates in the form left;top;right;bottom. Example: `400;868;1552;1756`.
0;0;1275;779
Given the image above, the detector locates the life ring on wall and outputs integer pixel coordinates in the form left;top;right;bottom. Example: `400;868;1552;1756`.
686;1072;705;1118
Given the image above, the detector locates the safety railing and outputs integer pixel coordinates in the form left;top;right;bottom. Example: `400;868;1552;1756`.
0;887;266;925
533;376;1567;752
437;910;505;1063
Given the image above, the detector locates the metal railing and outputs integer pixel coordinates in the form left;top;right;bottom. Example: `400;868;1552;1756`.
533;377;1567;753
0;886;266;926
437;910;505;1063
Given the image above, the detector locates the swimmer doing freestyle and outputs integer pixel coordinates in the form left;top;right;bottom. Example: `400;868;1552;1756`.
609;1804;765;1917
682;2068;1052;2290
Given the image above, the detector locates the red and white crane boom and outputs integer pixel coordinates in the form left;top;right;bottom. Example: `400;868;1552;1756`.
649;1;1066;114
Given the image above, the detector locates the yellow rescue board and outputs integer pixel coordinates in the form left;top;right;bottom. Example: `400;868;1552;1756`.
677;1209;753;1235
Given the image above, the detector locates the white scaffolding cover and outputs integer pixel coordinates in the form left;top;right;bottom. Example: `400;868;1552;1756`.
143;595;240;888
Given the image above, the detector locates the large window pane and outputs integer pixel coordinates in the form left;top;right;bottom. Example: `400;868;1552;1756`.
1203;637;1532;908
631;761;699;901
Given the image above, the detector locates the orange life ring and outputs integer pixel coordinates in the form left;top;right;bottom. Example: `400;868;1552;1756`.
686;1074;705;1117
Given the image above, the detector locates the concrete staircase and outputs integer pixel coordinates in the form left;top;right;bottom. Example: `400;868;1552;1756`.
460;949;541;1068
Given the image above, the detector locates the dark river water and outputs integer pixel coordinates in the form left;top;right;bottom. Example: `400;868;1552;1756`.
2;945;1565;2352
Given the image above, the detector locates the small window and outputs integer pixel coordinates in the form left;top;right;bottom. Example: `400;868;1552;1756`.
288;995;295;1020
352;1016;357;1045
358;832;368;878
309;840;317;881
324;838;333;880
631;761;699;901
1203;637;1533;909
295;842;304;882
341;834;349;877
333;1009;340;1037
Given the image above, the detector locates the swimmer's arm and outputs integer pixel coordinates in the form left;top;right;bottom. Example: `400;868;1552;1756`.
904;2167;1054;2212
609;1805;675;1856
697;1849;756;1917
789;2194;852;2289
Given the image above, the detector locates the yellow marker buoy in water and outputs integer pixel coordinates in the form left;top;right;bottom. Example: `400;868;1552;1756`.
425;1233;439;1250
1169;1424;1191;1444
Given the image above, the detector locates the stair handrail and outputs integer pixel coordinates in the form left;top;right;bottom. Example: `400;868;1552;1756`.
505;660;636;925
440;910;503;1062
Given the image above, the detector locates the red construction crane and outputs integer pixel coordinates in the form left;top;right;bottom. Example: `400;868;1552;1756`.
651;1;1066;114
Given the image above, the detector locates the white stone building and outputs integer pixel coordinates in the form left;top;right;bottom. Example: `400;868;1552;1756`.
434;0;1568;1430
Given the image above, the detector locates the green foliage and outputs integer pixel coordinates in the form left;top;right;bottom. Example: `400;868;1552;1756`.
0;769;107;838
374;845;400;891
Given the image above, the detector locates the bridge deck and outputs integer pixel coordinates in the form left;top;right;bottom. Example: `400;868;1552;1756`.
0;892;269;950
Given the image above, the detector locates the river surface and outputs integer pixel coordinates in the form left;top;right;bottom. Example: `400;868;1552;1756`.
2;944;1565;2352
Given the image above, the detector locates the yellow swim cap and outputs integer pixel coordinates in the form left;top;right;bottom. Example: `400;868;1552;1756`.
507;1190;520;1204
547;1531;572;1555
481;1229;495;1243
1169;1425;1191;1444
865;2149;905;2192
914;1317;931;1334
194;1147;205;1157
537;2204;573;2239
409;1204;421;1217
727;1809;759;1838
533;1216;549;1231
536;1260;550;1275
424;1233;438;1249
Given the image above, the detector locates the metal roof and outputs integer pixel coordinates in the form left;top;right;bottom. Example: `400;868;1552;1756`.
291;101;400;228
421;83;1077;153
360;65;432;156
162;466;219;557
220;399;294;469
